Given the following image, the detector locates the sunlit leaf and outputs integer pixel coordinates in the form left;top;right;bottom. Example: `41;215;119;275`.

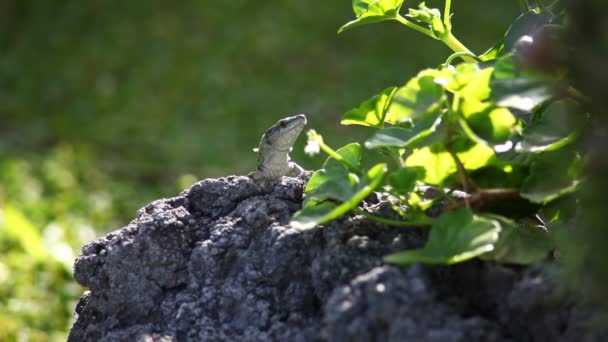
385;73;445;124
479;40;505;62
445;64;494;101
365;117;443;149
406;2;444;36
339;0;405;33
292;163;388;229
405;142;495;185
384;208;501;265
323;143;362;171
305;143;362;203
461;98;517;144
305;171;358;203
341;87;397;127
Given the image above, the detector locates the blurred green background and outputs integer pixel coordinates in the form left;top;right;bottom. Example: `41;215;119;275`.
0;1;521;340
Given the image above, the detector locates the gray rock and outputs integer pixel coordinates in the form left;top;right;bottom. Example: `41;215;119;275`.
69;174;603;341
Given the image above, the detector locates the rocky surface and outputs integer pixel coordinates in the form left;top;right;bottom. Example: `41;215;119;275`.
69;174;603;341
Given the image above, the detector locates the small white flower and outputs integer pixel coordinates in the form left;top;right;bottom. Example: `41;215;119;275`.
304;139;321;156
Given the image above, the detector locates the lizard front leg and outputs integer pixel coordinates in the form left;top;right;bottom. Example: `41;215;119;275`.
248;170;272;191
288;161;305;176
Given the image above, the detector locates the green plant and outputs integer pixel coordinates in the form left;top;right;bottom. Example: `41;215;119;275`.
293;0;584;266
0;145;121;341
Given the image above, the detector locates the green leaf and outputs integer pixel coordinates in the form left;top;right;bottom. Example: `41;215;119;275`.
405;142;495;185
384;208;501;265
387;167;425;193
305;170;359;203
469;164;527;190
479;40;505;62
305;143;362;203
503;9;552;54
365;117;443;149
540;195;577;223
521;149;583;203
481;215;553;264
490;54;555;111
407;5;440;24
516;99;586;153
292;163;388;229
339;0;405;33
385;72;445;124
445;63;494;101
461;98;517;144
480;9;552;61
323;143;362;171
406;2;444;37
290;201;337;230
341;87;397;127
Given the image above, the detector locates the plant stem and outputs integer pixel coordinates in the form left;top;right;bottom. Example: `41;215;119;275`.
442;32;475;62
443;188;522;212
395;15;435;38
444;52;482;66
443;0;452;30
441;0;475;62
393;152;407;168
354;208;433;227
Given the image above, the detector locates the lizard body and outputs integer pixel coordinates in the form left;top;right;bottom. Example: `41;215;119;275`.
248;114;307;190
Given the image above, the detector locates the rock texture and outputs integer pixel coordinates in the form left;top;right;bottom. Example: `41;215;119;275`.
69;174;602;341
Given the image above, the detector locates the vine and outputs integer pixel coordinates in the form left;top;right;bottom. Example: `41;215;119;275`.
293;1;583;266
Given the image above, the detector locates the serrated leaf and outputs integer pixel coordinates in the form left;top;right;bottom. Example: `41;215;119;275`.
461;98;517;144
365;117;443;149
515;99;586;153
339;0;405;33
385;73;445;124
405;142;495;185
521;149;583;203
481;215;553;264
384;208;501;265
342;87;397;127
292;163;388;229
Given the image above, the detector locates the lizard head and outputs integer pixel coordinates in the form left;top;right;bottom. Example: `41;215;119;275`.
262;114;307;151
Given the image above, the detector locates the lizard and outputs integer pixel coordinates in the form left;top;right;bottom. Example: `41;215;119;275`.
248;114;307;190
